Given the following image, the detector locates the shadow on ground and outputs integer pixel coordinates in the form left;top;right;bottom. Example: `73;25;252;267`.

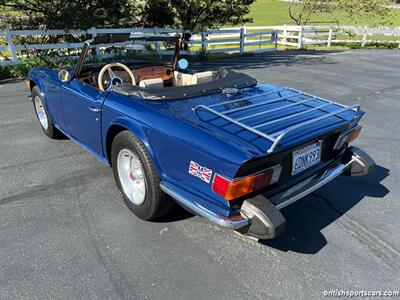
154;165;389;254
261;165;390;254
154;200;194;223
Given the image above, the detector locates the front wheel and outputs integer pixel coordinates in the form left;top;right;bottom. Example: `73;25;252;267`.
32;86;61;139
111;131;172;220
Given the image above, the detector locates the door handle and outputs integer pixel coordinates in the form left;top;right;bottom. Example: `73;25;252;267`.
89;106;100;113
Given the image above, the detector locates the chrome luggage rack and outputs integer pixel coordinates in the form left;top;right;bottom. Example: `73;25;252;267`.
194;88;360;154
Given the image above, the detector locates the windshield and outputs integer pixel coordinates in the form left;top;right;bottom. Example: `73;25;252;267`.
84;39;177;67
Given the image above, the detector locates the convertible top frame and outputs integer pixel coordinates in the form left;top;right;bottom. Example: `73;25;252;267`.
73;33;182;79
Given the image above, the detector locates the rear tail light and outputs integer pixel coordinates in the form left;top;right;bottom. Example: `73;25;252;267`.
212;165;281;201
334;125;362;150
346;125;362;143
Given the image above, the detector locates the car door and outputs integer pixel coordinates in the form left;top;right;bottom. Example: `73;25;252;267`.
61;79;104;156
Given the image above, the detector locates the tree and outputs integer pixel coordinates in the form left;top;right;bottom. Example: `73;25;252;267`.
288;0;395;26
288;0;333;25
0;0;137;29
336;0;394;25
140;0;255;31
138;0;175;28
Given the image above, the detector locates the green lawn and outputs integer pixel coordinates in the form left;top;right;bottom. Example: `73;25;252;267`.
247;0;400;26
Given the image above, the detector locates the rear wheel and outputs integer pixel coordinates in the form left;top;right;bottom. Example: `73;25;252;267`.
32;86;61;139
111;131;172;220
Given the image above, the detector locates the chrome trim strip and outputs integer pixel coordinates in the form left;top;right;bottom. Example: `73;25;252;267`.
333;125;361;150
268;104;360;153
236;96;318;121
273;160;352;210
220;92;305;115
195;104;277;143
291;88;347;109
160;184;251;229
253;102;333;129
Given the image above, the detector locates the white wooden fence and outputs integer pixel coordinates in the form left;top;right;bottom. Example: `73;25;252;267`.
241;25;400;48
0;27;277;65
1;25;399;65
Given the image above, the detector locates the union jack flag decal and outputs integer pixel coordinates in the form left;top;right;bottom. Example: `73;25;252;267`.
188;161;213;183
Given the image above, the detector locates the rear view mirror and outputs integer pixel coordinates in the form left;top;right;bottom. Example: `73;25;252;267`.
58;69;71;82
177;58;189;70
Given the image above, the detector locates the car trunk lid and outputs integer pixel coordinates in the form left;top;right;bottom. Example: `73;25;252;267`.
145;84;361;160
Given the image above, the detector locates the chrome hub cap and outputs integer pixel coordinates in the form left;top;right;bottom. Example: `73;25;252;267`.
117;149;146;205
34;96;48;130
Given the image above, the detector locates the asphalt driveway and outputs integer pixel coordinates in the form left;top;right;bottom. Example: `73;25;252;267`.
0;49;399;299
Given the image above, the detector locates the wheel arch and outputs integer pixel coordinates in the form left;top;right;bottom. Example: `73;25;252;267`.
27;74;45;94
104;120;161;174
28;80;37;91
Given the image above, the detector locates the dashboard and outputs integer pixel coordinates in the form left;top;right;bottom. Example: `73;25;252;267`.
136;66;173;81
79;65;173;88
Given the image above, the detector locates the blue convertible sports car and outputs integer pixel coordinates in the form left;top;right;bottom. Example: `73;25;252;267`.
27;33;375;239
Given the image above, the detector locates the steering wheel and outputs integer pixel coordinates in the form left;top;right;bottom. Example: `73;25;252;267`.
98;63;138;92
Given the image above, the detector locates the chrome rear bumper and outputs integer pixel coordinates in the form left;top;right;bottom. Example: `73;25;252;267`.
160;184;250;229
272;161;351;210
161;146;375;239
272;146;375;210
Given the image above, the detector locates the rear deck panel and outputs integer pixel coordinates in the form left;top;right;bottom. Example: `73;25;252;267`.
193;85;361;154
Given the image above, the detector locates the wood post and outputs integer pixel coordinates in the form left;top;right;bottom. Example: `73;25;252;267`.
328;26;333;47
201;31;207;53
243;25;247;45
282;24;288;44
154;27;161;52
361;32;367;47
5;29;18;63
239;27;245;54
273;31;278;49
88;27;100;55
297;26;303;49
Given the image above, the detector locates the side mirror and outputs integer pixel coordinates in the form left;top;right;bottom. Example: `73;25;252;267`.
58;69;71;82
177;58;189;70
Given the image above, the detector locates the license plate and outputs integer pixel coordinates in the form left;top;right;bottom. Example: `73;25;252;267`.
292;142;321;175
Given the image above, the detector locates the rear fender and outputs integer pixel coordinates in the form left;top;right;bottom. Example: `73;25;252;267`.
103;116;161;172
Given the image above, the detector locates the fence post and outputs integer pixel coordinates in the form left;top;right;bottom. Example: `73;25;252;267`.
239;27;245;54
283;24;287;44
243;25;247;45
154;27;161;52
361;32;367;47
327;26;333;47
88;27;100;55
273;31;278;50
201;31;207;53
297;26;303;49
5;29;18;63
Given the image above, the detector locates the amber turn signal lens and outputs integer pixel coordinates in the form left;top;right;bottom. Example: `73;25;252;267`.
212;171;273;201
25;80;30;91
346;125;362;144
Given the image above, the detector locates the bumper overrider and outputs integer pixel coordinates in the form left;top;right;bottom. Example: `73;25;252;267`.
160;146;375;240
